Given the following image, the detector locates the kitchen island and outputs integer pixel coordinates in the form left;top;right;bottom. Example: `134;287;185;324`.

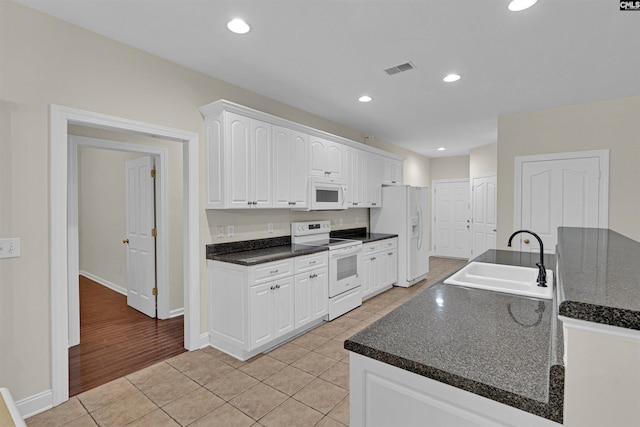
345;250;563;426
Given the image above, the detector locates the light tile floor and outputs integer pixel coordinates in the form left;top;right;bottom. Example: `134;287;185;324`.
27;257;466;427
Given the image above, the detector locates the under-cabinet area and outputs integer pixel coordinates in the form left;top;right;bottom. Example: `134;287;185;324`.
199;100;403;209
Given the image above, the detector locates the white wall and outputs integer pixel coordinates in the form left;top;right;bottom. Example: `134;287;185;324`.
497;96;640;246
0;1;430;403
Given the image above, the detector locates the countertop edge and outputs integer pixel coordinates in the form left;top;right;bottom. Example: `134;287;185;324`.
558;300;640;331
343;340;564;423
207;246;328;265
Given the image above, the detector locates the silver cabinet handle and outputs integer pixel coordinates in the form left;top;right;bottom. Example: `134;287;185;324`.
270;285;276;290
253;201;258;205
372;202;377;206
388;252;393;255
247;201;252;205
275;284;281;289
270;269;279;274
309;260;316;265
370;257;376;261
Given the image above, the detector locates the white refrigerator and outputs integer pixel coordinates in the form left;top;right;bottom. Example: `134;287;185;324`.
370;186;429;287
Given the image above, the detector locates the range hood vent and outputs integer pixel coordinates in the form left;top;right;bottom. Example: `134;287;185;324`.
384;62;416;76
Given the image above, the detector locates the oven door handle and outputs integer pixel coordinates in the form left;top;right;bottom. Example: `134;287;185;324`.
329;245;362;257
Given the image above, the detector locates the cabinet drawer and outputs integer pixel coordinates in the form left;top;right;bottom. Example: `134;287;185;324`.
362;242;381;255
380;238;398;250
295;252;328;273
254;259;293;284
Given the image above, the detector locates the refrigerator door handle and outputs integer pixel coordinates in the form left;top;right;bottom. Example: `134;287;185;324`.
417;203;423;250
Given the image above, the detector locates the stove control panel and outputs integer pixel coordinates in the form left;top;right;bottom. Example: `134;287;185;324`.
291;220;331;236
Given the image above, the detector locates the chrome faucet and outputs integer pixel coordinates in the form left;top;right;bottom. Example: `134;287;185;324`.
507;230;547;287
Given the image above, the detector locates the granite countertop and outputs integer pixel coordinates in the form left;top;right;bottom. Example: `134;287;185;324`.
345;249;563;423
206;236;327;266
206;228;397;266
331;227;397;243
557;227;640;330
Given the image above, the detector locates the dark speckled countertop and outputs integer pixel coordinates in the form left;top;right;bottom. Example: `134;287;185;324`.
557;227;640;330
345;249;564;423
206;229;397;266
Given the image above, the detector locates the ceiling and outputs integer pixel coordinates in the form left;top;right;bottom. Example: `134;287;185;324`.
15;0;640;157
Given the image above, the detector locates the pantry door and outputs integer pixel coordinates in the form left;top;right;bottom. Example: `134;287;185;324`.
471;174;497;259
433;180;470;259
125;155;157;317
515;150;609;254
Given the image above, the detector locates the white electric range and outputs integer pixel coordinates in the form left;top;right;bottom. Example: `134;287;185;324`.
291;221;363;319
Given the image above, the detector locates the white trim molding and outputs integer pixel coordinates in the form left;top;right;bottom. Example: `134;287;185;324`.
49;105;200;408
79;271;127;296
559;316;640;342
16;389;53;419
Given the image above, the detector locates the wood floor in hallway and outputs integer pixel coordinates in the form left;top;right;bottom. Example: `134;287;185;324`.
68;276;185;396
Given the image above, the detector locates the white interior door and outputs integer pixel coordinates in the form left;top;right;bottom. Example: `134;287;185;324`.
471;175;497;258
433;180;470;259
125;156;157;317
517;152;607;254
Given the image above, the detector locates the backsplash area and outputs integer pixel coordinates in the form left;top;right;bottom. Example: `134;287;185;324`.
205;208;369;243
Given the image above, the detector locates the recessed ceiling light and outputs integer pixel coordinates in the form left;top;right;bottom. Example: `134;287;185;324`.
508;0;538;12
227;18;250;34
358;95;373;103
443;74;461;83
437;147;446;151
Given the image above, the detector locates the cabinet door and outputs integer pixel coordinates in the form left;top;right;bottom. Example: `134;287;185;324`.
294;272;312;329
226;112;252;208
290;131;308;208
249;282;274;348
252;119;272;207
367;153;382;207
273;276;295;337
362;255;373;297
371;254;382;292
309;136;329;178
380;249;398;287
382;157;403;185
310;268;329;320
273;126;293;208
344;146;355;206
205;118;224;208
326;140;343;180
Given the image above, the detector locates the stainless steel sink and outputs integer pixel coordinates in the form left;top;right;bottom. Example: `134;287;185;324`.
444;262;553;299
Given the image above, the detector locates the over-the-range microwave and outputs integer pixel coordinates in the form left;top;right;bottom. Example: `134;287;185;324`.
292;177;347;211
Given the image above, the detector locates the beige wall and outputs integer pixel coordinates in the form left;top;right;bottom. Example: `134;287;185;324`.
365;138;431;187
497;96;640;247
429;155;470;181
0;1;430;402
470;143;497;177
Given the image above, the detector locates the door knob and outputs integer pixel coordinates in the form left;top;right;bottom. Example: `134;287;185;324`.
123;238;129;244
524;239;530;244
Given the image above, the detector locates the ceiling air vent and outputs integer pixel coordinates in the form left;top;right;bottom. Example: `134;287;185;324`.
384;62;416;76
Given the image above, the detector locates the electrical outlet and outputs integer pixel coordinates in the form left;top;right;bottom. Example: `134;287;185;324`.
0;238;20;259
268;223;273;233
227;225;235;237
217;226;224;238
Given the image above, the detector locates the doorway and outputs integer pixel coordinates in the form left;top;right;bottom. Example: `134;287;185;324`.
471;174;497;259
50;105;200;407
432;179;471;259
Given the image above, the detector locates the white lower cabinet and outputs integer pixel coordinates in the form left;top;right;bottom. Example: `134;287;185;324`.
362;238;398;300
208;252;328;360
294;267;328;329
350;352;561;427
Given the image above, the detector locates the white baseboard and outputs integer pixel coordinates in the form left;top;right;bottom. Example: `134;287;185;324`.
80;271;127;296
16;389;52;419
169;308;184;318
199;332;210;349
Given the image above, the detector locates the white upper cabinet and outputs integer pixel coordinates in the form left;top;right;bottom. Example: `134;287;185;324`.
226;112;272;208
273;125;308;208
344;146;365;207
364;152;382;207
200;100;402;209
309;136;344;181
382;157;403;185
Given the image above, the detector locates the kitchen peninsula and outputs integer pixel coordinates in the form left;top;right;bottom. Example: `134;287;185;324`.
346;227;640;427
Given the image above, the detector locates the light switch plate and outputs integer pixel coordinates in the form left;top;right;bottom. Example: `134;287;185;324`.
227;225;234;237
0;238;20;259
